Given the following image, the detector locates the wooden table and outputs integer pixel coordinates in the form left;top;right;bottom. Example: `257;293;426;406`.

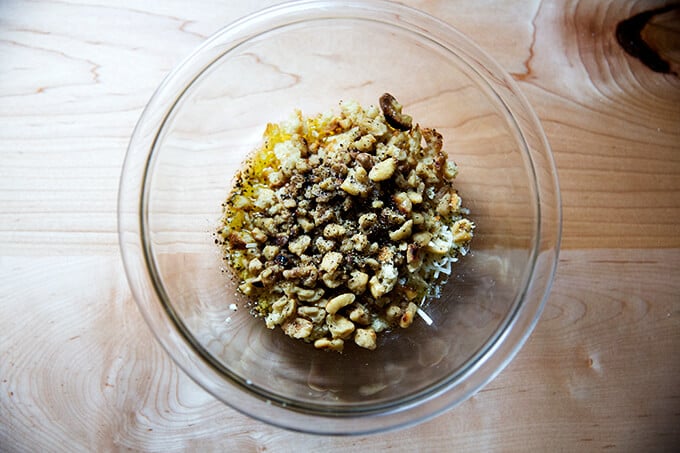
2;1;679;450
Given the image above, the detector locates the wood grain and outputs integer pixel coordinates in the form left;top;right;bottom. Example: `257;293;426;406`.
2;0;680;451
2;250;678;451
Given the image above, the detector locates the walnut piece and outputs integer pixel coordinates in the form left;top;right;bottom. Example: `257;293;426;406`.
379;93;412;131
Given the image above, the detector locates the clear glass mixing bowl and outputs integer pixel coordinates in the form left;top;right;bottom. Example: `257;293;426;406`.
118;0;561;435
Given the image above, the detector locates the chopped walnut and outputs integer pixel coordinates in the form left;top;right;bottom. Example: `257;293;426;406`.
368;157;397;182
288;235;311;256
265;296;296;329
320;251;343;274
325;293;356;315
326;313;355;340
340;167;370;196
314;337;344;352
298;306;327;325
248;258;263;274
323;223;347;239
389;219;413;241
349;304;371;325
385;304;402;323
283;317;314;339
294;287;325;302
359;213;378;231
218;94;473;352
399;302;418;328
354;328;377;350
347;270;369;295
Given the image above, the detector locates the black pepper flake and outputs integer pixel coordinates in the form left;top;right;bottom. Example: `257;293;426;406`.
274;254;289;266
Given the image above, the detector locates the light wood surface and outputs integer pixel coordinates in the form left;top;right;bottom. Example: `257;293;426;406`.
2;0;679;451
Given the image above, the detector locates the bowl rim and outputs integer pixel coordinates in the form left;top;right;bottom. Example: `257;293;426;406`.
118;0;562;435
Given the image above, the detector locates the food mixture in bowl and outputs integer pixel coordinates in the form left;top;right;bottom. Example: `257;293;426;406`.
216;94;474;352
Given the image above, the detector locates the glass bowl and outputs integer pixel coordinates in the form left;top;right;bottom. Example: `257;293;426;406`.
118;0;561;435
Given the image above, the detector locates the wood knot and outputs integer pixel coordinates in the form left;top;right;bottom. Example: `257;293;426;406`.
615;4;680;75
